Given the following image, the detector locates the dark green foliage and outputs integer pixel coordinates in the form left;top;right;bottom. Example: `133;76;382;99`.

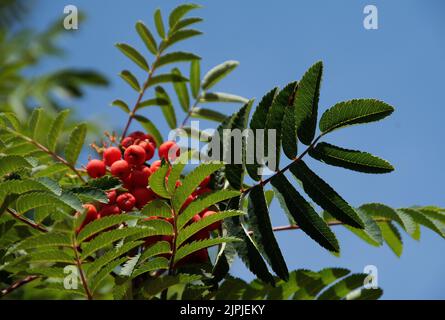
294;61;323;145
309;142;394;174
271;173;340;252
0;3;441;301
248;185;288;280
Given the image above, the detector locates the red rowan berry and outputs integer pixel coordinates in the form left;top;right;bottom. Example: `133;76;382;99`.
129;131;146;140
110;160;130;179
130;165;152;187
103;146;122;166
199;175;211;188
98;204;121;217
137;140;155;161
145;134;157;148
116;192;136;211
106;190;117;204
201;210;221;231
150;160;162;173
158;141;180;161
132;187;156;208
180;194;195;211
121;136;135;149
124;145;146;166
86;159;106;178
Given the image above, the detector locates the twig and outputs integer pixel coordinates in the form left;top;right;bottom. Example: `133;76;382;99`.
178;91;202;130
248;217;391;235
120;53;163;141
4;127;86;183
71;238;93;300
7;209;48;233
242;134;323;194
1;275;39;297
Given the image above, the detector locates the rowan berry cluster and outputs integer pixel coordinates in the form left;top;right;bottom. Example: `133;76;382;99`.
79;131;219;265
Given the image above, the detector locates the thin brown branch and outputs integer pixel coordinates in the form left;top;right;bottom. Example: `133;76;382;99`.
120;53;162;142
179;91;202;130
7;209;48;233
71;238;93;300
242;134;324;194
4;127;86;183
248;217;391;235
1;275;39;297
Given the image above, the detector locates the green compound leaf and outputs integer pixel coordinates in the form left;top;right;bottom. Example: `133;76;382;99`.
156;51;200;69
135;21;157;55
294;61;323;145
290;160;364;228
133;114;163;146
248;185;289;280
149;161;171;199
246;87;278;181
309;142;394;174
190;59;201;99
178;189;240;230
120;70;141;92
265;81;298;171
116;43;149;72
319;99;394;134
172;162;224;212
141;199;172;218
47;109;70;151
65;123;86;165
201;60;239;90
271;173;339;252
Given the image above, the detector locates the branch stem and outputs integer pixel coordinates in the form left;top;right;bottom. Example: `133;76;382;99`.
120;53;163;142
179;91;202;130
5;127;85;182
248;217;390;235
0;275;39;297
72;238;93;300
7;209;48;233
242;134;323;194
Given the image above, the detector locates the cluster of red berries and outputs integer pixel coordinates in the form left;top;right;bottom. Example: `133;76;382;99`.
79;131;220;266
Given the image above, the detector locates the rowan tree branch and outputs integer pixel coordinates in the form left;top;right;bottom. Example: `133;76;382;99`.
0;275;39;297
3;127;86;182
178;90;202;130
120;51;164;141
242;134;324;194
7;208;48;233
247;217;390;235
72;238;93;300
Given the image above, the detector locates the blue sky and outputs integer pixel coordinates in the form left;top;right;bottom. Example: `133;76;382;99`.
26;0;445;299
